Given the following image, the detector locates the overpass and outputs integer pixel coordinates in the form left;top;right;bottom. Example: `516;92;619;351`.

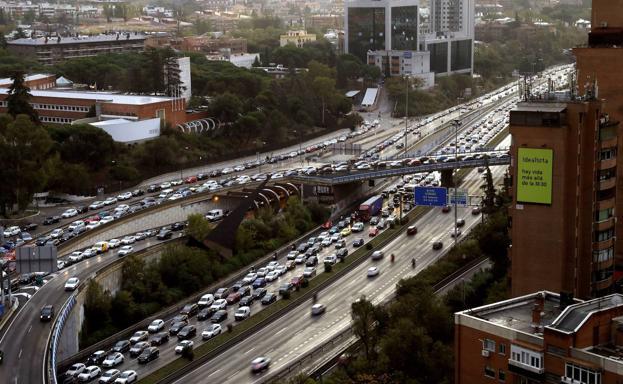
289;155;511;186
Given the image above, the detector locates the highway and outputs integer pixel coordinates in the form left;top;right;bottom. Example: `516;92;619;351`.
173;162;509;384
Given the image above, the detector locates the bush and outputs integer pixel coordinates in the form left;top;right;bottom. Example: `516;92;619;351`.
282;291;291;300
366;243;373;250
324;263;333;273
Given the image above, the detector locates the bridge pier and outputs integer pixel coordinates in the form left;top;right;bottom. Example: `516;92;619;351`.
301;180;376;215
440;169;455;188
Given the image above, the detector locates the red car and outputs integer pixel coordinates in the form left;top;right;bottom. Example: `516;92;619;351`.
226;292;241;305
441;205;451;213
185;176;197;184
84;215;101;223
369;227;380;237
290;275;307;288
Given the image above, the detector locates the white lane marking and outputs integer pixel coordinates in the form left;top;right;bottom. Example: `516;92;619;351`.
207;369;221;377
245;347;255;355
18;348;23;359
27;325;32;334
275;327;287;335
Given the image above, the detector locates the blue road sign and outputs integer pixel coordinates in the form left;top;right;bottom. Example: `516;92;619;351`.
448;188;468;206
414;187;448;207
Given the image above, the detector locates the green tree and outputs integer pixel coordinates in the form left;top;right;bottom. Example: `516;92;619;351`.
312;76;335;126
351;297;387;364
6;72;38;122
209;93;243;123
186;213;213;241
481;159;496;214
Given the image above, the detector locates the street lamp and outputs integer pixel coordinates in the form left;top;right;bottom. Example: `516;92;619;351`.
452;119;462;245
404;75;409;157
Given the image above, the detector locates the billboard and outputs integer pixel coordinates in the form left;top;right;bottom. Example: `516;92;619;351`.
516;148;553;205
415;187;447;207
448;188;468;207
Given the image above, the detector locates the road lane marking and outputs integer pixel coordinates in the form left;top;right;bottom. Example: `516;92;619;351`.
18;348;22;359
207;369;221;377
27;325;32;334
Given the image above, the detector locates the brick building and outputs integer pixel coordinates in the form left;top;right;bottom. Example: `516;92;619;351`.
175;36;247;54
7;33;147;65
509;98;621;299
0;74;56;90
455;291;623;384
574;0;623;276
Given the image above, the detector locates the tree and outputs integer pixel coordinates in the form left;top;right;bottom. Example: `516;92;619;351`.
481;158;496;214
6;72;38;122
312;76;335;126
209;93;243;123
351;297;386;364
186;213;213;241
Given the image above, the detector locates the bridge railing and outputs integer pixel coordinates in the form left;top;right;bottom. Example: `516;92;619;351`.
47;292;77;384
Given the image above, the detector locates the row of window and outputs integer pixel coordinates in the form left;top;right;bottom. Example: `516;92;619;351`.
40;116;74;124
593;247;614;263
595;207;614;222
484;366;505;382
595;228;615;242
510;344;542;370
600;148;617;160
565;362;601;384
483;338;506;355
31;103;90;112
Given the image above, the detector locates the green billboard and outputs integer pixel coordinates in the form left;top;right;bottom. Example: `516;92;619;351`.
516;148;553;205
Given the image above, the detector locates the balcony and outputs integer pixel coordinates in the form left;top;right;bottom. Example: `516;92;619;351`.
600;137;617;149
595;257;615;271
599;177;616;191
597;197;616;210
508;360;544;379
594;217;615;232
594;276;613;292
599;158;616;170
593;237;615;251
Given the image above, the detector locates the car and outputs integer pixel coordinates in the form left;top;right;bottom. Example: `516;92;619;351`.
137;347;159;364
367;266;380;277
178;325;197;339
117;246;133;257
85;350;107;366
43;216;61;225
211;309;228;323
291;275;307;288
98;369;120;384
210;298;228;312
226;292;242;304
61;208;78;219
104;197;117;205
441;205;451;213
117;192;132;201
66;363;86;377
82;248;97;258
89;201;105;210
275;265;287;275
149;332;169;346
471;206;481;215
251;356;271;373
369;227;380;237
131;189;144;197
175;340;194;354
102;352;124;368
156;230;172;240
65;277;80;291
286;251;299;260
129;330;149;344
234;306;251;321
180;303;199;317
335;239;346;249
353;238;364;247
456;218;466;227
202;323;222;340
168;321;188;335
294;254;306;264
371;251;384;261
450;229;462;238
370;216;380;225
197;294;214;308
278;282;294;296
21;222;38;232
324;254;337;265
129;341;149;357
321;237;332;247
256;267;269;277
147;319;165;333
77;366;101;382
252;278;267;289
285;260;296;270
243;272;258;285
407;225;418;235
121;236;136;245
265;270;279;282
214;287;230;300
262;292;277;305
112;340;131;353
40;305;54;321
239;295;255;306
311;303;326;316
336;248;349;260
171;222;185;231
108;239;122;249
253;288;267;300
303;267;316;278
432;241;443;250
113;370;137;384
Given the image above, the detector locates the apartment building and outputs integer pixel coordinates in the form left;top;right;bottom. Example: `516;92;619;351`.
7;33;146;65
508;97;621;299
455;291;623;384
279;30;317;48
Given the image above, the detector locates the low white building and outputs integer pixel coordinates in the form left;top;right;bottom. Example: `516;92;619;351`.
367;50;435;88
89;118;161;144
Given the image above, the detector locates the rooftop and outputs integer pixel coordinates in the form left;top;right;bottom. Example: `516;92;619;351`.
547;294;623;333
458;291;572;334
513;102;567;113
0;88;175;105
8;33;147;46
0;74;54;87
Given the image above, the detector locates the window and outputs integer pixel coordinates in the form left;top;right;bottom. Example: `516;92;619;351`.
509;344;543;371
596;208;614;221
595;228;614;242
484;339;496;352
498;343;506;355
593;247;614;263
600;148;616;160
484;366;495;378
498;369;505;382
564;363;601;384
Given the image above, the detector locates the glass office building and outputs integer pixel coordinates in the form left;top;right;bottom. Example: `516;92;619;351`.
347;7;386;62
391;6;418;51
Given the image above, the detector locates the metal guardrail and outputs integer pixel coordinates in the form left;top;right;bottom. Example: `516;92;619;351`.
290;156;510;185
48;292;77;384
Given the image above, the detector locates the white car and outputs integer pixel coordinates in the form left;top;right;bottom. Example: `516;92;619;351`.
175;340;194;354
147;319;165;333
265;271;279;282
103;197;117;205
201;324;222;340
117;246;133;257
57;260;65;270
210;299;227;311
102;352;124;368
450;229;462;238
3;225;20;237
129;330;148;344
242;273;258;285
99;369;121;383
115;204;130;211
68;220;85;232
159;182;172;189
303;267;316;278
86;221;101;231
50;228;64;239
99;216;115;225
323;255;337;265
65;277;80;291
117;192;132;201
256;267;269;277
89;201;105;210
367;266;380;277
197;294;214;307
68;251;83;263
237;175;251;184
114;370;137;384
108;239;122;249
66;363;86;377
171;179;183;186
234;306;251;321
168;193;183;201
78;365;101;382
275;265;287;276
271;172;284;179
221;167;234;174
61;208;78;218
121;236;136;245
234;165;245;172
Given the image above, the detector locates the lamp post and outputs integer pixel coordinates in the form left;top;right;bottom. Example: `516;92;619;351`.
452;119;461;246
404;76;409;157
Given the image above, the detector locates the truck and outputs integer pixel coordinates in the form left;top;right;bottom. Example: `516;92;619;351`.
358;195;383;222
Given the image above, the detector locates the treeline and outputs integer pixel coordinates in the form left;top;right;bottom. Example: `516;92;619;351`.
80;198;330;347
283;175;511;384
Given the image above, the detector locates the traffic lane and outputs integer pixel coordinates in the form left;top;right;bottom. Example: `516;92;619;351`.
176;168;506;384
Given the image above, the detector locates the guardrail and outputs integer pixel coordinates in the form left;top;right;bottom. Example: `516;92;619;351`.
48;291;77;384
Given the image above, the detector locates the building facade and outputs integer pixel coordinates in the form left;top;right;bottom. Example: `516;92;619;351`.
508;98;621;299
7;33;146;65
279;30;317;48
574;0;623;279
456;291;623;384
366;50;434;87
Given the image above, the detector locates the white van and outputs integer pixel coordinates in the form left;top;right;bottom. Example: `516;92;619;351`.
68;220;85;232
206;209;224;222
351;222;364;232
